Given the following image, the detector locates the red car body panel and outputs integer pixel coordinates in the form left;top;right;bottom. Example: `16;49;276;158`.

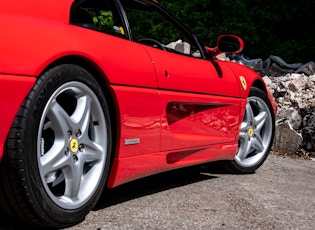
1;0;73;23
0;0;276;189
224;61;278;114
159;92;243;150
110;85;161;157
147;47;241;97
107;141;238;187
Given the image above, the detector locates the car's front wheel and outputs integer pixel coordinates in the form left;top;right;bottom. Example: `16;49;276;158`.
223;87;275;173
0;64;112;228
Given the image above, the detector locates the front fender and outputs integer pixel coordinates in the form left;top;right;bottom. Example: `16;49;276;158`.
222;61;277;116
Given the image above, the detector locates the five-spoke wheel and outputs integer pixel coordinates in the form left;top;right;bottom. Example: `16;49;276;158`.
38;81;108;209
223;87;275;173
0;64;112;228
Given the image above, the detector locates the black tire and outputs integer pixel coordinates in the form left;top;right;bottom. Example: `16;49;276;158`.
0;64;112;228
223;87;275;173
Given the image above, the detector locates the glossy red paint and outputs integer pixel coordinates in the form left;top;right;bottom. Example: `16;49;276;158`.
146;46;241;97
110;85;161;157
207;34;244;57
107;141;237;187
0;0;277;227
1;0;73;23
160;91;244;150
0;0;276;188
106;83;246;187
0;8;271;182
0;15;159;89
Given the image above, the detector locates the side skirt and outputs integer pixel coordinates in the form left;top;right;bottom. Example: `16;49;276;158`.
106;141;237;188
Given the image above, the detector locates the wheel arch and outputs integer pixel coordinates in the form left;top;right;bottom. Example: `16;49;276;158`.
39;55;119;161
252;79;268;95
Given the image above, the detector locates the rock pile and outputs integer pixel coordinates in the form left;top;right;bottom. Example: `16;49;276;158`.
224;53;315;159
263;74;315;159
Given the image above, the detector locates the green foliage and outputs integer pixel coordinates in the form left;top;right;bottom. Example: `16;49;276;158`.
88;10;114;31
158;0;315;63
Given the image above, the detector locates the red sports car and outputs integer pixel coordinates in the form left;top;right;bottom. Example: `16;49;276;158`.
0;0;277;228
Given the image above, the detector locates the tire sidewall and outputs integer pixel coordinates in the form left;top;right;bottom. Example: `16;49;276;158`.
23;64;111;226
231;87;275;173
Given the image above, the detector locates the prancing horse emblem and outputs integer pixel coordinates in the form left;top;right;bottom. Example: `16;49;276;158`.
239;76;247;90
70;138;79;153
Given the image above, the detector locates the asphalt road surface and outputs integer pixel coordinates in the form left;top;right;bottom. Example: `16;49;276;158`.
1;154;314;229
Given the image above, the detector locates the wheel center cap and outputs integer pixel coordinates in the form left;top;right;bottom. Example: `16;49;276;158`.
70;138;79;153
247;128;254;137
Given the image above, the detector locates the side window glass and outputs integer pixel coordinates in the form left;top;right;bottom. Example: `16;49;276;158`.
70;0;127;39
121;0;201;58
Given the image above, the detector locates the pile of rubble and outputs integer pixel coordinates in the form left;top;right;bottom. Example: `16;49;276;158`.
227;54;315;159
228;54;315;77
263;74;315;159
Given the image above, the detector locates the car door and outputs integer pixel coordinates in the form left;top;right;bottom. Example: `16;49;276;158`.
70;0;162;157
121;0;242;151
149;48;243;151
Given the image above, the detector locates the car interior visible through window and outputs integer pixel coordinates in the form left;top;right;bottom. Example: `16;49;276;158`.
120;0;202;57
70;0;127;39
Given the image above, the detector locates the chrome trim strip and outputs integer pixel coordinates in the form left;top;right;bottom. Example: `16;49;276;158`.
124;138;140;145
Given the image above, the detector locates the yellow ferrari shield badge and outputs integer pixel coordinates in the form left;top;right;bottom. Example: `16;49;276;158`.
239;76;247;90
247;128;254;137
70;138;79;153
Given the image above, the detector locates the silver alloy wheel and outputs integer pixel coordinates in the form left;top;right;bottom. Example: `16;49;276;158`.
235;95;273;167
37;81;107;209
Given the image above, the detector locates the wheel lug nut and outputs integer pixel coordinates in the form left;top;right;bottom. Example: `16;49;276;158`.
65;147;70;156
79;144;84;152
76;130;81;138
67;131;72;138
73;155;78;163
